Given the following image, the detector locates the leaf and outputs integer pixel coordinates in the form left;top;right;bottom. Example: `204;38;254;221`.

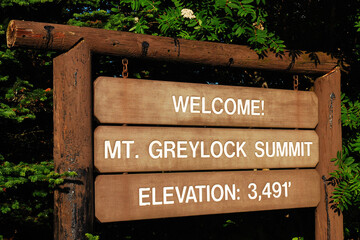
215;0;227;8
228;3;239;9
224;6;233;16
187;21;198;27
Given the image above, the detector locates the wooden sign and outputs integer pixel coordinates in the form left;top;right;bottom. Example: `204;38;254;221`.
94;126;319;172
8;19;341;239
95;169;320;222
94;78;318;128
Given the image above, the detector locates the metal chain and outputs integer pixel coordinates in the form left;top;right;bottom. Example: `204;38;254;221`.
293;75;299;91
122;58;128;79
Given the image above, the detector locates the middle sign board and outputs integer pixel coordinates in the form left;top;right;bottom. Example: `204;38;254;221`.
95;126;319;172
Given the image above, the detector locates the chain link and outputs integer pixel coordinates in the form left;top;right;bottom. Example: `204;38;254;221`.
293;75;299;91
122;58;128;79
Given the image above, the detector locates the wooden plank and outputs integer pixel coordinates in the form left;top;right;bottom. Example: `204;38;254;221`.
94;126;319;172
94;77;318;128
95;170;320;222
7;20;337;74
53;41;93;239
314;67;343;239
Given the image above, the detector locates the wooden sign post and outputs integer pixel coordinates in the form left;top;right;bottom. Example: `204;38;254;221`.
315;68;343;239
7;20;343;240
53;41;93;239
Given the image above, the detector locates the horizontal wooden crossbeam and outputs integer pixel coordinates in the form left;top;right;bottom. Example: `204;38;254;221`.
7;20;337;74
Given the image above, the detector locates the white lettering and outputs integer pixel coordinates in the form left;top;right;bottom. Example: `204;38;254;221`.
255;141;313;158
149;140;162;158
185;186;197;203
163;187;174;205
255;141;265;157
276;142;288;157
236;142;247;157
224;141;235;158
189;141;199;158
152;187;162;205
175;186;187;203
265;142;275;157
238;99;250;115
200;141;210;158
251;100;261;115
177;141;188;158
122;140;134;158
190;96;201;113
304;142;313;156
172;96;189;113
104;140;120;159
224;98;236;115
211;184;224;202
289;142;300;156
195;185;206;202
225;184;236;200
164;141;176;158
212;97;223;114
201;97;211;114
139;188;150;206
210;141;223;158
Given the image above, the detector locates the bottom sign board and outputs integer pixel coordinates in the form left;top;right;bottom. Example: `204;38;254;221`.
95;170;320;222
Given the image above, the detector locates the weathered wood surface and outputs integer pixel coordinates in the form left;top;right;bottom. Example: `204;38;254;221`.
94;77;318;128
7;20;337;74
53;41;93;240
314;67;343;240
95;170;320;222
94;126;319;172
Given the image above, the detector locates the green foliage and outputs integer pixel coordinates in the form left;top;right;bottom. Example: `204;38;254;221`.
330;150;360;212
0;0;55;7
68;0;285;54
341;93;360;163
342;93;360;130
330;93;360;237
0;28;54;123
85;233;100;240
355;13;360;33
0;160;76;237
0;78;52;122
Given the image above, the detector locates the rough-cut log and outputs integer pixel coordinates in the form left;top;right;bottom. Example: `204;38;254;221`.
314;67;343;240
7;20;336;74
53;41;93;240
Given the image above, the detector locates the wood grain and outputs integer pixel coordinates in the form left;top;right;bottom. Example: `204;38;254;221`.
53;41;93;240
94;126;319;172
95;170;320;222
314;67;343;240
7;20;337;74
94;77;318;128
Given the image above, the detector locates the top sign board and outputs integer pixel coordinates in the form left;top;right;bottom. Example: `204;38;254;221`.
94;78;318;128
